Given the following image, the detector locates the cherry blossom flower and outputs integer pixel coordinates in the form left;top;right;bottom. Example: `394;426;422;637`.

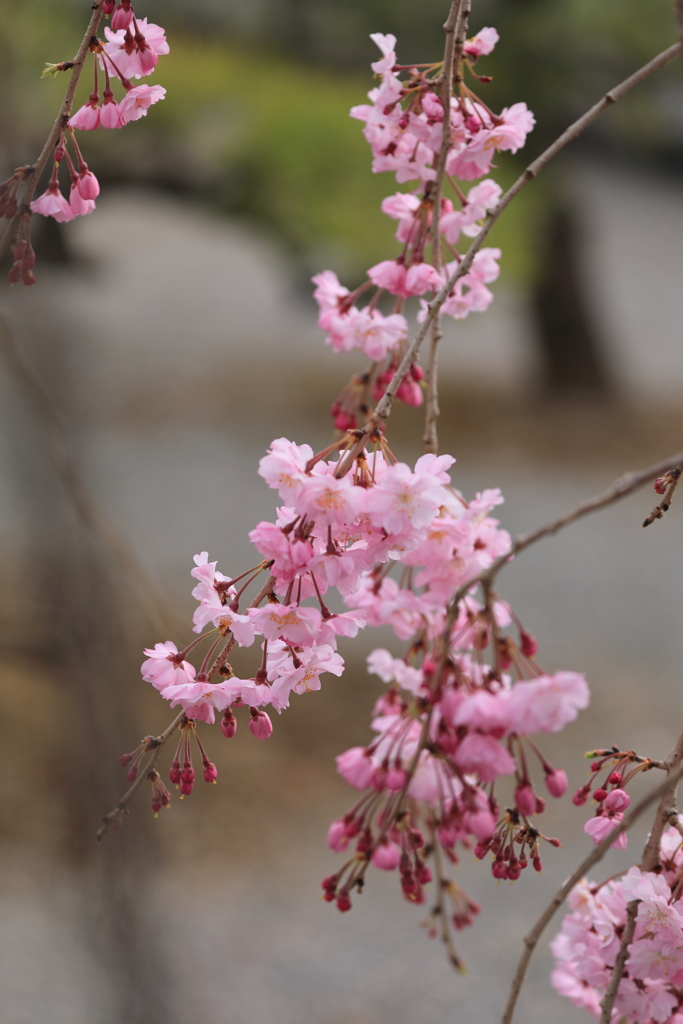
69;100;100;131
118;84;166;124
30;183;74;223
141;640;196;691
463;27;499;58
102;19;169;80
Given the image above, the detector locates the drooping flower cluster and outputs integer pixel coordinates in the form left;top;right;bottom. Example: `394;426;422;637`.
134;428;590;955
571;747;665;853
5;2;168;284
312;29;534;431
552;826;683;1023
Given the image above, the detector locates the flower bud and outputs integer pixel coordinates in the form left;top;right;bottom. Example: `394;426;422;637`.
220;709;237;738
385;767;407;791
202;760;218;783
572;784;591;806
372;841;401;870
77;170;100;200
112;2;134;30
248;708;273;740
327;819;350;852
545;768;568;798
608;772;622;785
604;788;630;813
336;889;352;912
519;630;539;658
515;782;537;817
593;788;608;802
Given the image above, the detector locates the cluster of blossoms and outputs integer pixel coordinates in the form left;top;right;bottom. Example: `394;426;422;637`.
5;1;167;284
312;29;534;431
552;825;683;1023
118;23;597;962
134;429;590;952
572;747;667;852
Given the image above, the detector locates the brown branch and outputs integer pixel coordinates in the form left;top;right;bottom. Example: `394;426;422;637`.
335;40;682;478
96;709;186;842
423;0;465;455
448;448;683;617
598;723;683;1023
0;2;104;261
96;574;276;839
499;759;683;1024
0;313;182;636
677;1;683;74
598;901;638;1024
642;466;682;527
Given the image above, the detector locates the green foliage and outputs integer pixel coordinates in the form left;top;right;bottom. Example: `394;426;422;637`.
1;0;680;286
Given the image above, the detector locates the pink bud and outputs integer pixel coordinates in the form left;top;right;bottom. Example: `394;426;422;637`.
103;0;116;13
604;788;630;813
77;170;100;200
137;44;158;74
112;2;134;30
545;769;568;798
100;99;123;130
385;767;407;791
466;809;497;841
415;861;432;884
372;841;401;870
248;709;273;740
593;788;608;802
508;860;522;881
520;630;539;658
169;761;181;786
410;362;424;382
327;819;350;852
202;760;218;783
515;782;536;817
572;785;591;806
220;710;237;738
608;772;622;785
492;857;508;880
336;889;352;912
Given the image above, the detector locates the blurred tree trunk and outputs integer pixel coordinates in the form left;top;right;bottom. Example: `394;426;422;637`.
531;198;612;396
5;288;176;1024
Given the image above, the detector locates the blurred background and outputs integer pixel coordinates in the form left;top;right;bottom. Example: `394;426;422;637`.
0;1;682;1022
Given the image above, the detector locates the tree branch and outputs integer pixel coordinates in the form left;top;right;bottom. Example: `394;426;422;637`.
448;447;683;615
0;2;104;260
598;723;683;1023
423;1;466;456
0;313;182;635
96;710;186;842
335;40;681;477
499;759;683;1024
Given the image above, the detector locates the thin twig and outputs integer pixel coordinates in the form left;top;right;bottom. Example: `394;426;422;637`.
423;0;465;455
448;447;683;616
430;825;464;971
499;759;683;1024
598;901;638;1024
0;2;104;260
677;1;683;74
642;466;682;527
96;574;276;840
0;312;181;635
96;710;186;842
335;40;682;477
